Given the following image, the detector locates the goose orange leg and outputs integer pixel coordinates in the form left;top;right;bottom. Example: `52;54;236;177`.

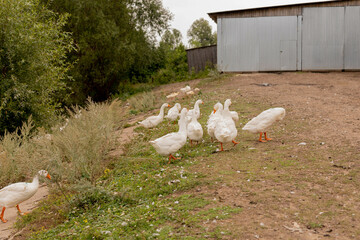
258;132;267;142
232;140;239;146
219;142;224;151
264;132;272;141
1;207;7;223
190;140;193;146
168;154;180;164
16;205;28;216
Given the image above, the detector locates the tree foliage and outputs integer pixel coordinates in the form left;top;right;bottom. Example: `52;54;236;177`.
187;18;217;48
42;0;172;103
0;0;74;135
160;29;183;51
151;29;187;84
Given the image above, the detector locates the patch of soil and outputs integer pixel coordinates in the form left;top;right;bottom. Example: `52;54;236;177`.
158;72;360;239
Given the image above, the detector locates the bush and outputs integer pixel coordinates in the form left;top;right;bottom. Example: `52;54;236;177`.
0;99;125;189
128;92;156;113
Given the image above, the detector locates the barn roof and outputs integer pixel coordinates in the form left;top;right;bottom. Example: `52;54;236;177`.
208;0;345;22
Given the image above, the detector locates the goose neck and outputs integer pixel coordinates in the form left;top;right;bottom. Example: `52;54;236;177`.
159;105;166;117
178;118;187;133
32;175;40;187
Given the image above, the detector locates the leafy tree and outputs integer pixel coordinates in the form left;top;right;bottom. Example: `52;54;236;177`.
0;0;74;135
42;0;172;103
187;18;217;48
153;29;187;84
160;29;183;50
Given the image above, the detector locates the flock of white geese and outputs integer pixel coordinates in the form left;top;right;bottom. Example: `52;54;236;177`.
0;97;285;224
139;99;286;163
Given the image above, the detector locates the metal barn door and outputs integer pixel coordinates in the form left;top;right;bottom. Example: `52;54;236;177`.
345;6;360;70
258;16;298;71
218;18;259;72
218;16;298;72
280;40;297;70
302;7;345;70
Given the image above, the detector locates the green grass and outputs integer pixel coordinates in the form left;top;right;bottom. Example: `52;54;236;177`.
21;90;252;239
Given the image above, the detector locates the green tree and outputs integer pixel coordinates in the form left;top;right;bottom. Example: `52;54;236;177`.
187;18;217;48
153;29;187;84
0;0;74;135
42;0;172;103
160;28;183;50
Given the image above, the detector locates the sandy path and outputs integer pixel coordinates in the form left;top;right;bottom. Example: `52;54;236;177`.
0;185;48;240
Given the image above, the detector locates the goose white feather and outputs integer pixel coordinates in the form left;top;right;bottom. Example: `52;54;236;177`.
0;170;51;223
150;108;188;163
207;102;239;140
187;110;203;145
214;99;239;151
180;85;191;93
165;103;181;122
207;102;223;140
186;99;203;122
242;107;285;142
138;103;170;128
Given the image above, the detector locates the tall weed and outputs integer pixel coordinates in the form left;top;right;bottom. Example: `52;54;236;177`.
0;118;39;187
0;99;125;189
128;91;156;113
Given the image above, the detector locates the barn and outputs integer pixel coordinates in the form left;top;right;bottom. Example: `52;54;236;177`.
208;0;360;72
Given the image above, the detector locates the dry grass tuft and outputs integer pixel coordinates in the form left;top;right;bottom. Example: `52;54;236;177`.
128;91;156;113
0;99;125;188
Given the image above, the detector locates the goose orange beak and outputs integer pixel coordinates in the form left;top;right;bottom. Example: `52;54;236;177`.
46;174;51;180
213;108;216;113
168;104;171;107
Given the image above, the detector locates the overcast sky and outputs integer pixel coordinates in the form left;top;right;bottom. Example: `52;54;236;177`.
162;0;325;45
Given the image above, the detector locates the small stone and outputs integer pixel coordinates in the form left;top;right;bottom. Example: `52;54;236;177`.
298;142;307;146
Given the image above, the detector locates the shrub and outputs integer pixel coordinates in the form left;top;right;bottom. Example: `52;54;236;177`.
0;99;125;189
128;91;156;113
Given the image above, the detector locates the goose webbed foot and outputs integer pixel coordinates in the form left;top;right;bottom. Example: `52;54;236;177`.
264;132;272;141
16;205;29;216
168;154;180;164
258;132;267;142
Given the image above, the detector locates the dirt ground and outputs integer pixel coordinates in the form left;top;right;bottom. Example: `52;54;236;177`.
159;72;360;239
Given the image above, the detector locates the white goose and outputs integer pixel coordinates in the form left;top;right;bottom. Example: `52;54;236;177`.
207;102;223;142
214;99;239;151
0;170;51;223
150;108;188;163
138;103;170;128
165;103;181;122
186;99;203;122
242;107;286;142
180;85;191;93
207;102;239;142
187;110;203;146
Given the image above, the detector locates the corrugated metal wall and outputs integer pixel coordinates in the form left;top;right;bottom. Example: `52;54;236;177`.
218;16;298;72
302;7;345;70
217;5;360;72
345;6;360;70
209;0;360;22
